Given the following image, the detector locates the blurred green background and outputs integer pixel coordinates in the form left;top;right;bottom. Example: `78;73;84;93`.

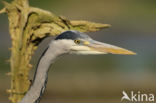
0;0;156;103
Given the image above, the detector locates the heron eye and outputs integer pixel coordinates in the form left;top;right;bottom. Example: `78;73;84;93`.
74;40;80;44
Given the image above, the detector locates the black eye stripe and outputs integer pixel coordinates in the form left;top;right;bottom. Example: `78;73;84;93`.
55;31;80;40
55;30;90;40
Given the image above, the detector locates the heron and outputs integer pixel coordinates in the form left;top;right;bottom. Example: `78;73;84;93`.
19;30;135;103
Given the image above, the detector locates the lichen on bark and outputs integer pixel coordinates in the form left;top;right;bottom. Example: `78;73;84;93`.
0;0;110;103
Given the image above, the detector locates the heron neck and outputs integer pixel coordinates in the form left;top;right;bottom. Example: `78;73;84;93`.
19;43;66;103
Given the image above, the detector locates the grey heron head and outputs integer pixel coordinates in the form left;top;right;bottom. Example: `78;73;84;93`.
55;30;136;55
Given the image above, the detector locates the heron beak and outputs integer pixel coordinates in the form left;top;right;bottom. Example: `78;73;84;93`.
83;40;136;55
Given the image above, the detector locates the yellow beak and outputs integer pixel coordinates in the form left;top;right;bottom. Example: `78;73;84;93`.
85;40;136;55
